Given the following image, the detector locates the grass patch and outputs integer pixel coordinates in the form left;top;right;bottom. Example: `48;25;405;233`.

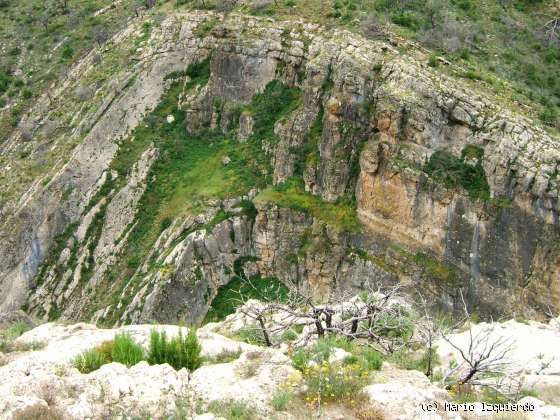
111;332;145;367
0;321;30;351
207;400;255;420
72;328;203;373
255;178;360;232
271;387;293;411
147;328;203;371
72;348;108;374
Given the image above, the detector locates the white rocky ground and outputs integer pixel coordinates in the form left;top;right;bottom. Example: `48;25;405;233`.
1;312;560;419
0;323;297;419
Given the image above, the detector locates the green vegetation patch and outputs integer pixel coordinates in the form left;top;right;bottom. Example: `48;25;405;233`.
413;252;460;286
246;79;302;143
391;244;461;286
424;146;490;201
255;178;360;232
204;275;289;323
148;328;203;371
72;328;202;373
0;322;30;352
293;337;378;406
207;400;256;420
102;72;301;321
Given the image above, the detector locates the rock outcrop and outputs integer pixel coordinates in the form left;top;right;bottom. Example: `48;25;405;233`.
0;323;298;419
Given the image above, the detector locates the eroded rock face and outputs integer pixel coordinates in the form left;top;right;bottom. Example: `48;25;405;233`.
0;10;558;323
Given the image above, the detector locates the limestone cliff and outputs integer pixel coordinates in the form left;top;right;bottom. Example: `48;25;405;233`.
0;11;558;324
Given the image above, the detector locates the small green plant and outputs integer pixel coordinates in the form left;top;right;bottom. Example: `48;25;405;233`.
0;322;31;352
291;348;311;372
280;329;299;342
111;333;145;367
207;400;255;420
271;387;293;411
428;54;439;68
96;340;114;362
72;348;108;373
359;347;383;371
148;328;203;371
235;327;267;346
208;348;242;364
61;44;74;59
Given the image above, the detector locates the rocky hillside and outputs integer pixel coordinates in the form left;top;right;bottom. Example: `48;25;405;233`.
0;7;558;325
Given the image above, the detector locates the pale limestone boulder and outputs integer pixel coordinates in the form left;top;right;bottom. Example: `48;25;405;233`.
190;347;300;415
328;348;352;365
362;363;452;420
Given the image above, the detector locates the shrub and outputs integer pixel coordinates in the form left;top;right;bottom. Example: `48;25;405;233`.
12;404;64;420
207;400;255;420
61;44;74;59
540;105;559;127
291;349;311;371
424;149;490;201
0;70;12;94
389;346;437;373
359;347;383;371
147;328;203;371
72;348;107;373
428;54;439;67
280;329;298;342
111;333;145;367
302;361;369;405
148;329;169;365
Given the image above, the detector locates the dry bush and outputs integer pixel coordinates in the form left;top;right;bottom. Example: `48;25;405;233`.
353;393;385;420
419;18;476;53
37;382;57;407
12;404;64;420
362;14;386;39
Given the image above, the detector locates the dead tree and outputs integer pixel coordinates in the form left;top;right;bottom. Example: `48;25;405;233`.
441;327;514;389
440;292;515;394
